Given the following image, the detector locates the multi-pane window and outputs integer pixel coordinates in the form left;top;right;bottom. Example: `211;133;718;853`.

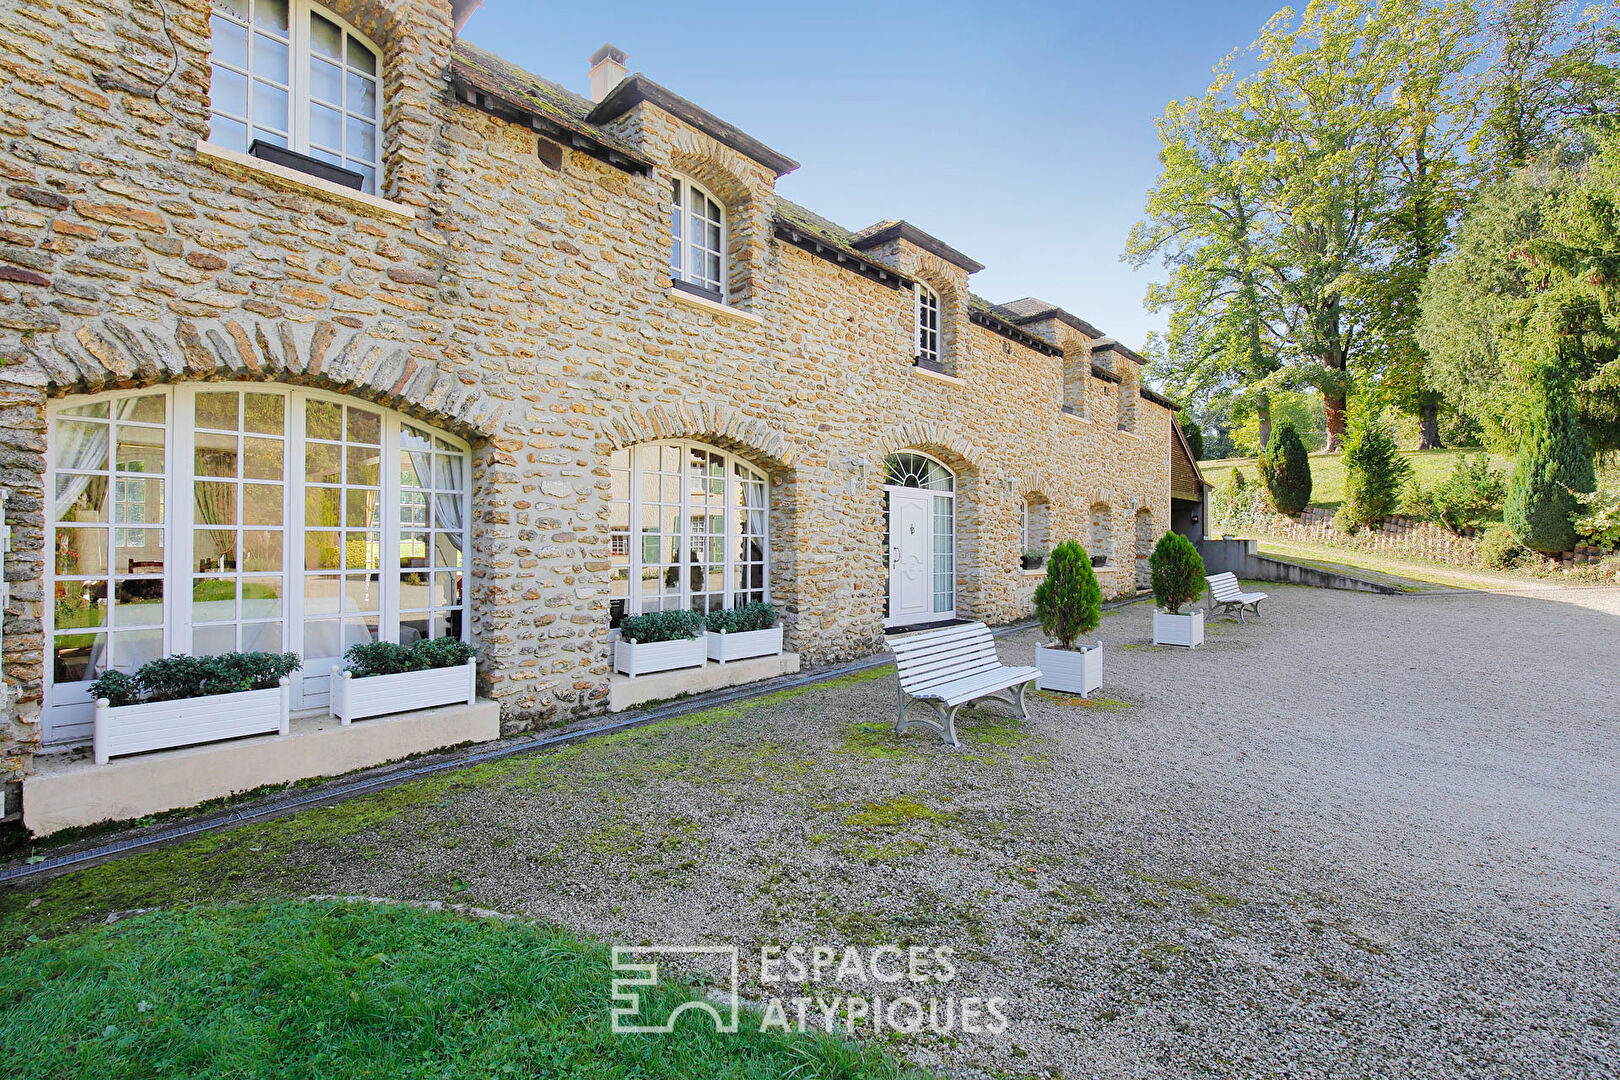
608;441;769;621
208;0;383;193
44;386;471;746
669;177;725;299
915;284;942;371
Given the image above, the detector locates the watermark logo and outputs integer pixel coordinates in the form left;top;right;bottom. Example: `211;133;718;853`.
610;943;1008;1038
610;946;740;1034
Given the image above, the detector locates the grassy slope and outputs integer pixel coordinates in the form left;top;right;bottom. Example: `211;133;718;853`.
0;901;924;1080
1198;448;1512;512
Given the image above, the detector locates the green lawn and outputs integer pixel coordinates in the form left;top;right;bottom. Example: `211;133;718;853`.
1198;448;1512;512
0;901;925;1080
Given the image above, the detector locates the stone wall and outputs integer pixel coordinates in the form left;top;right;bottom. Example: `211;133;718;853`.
0;0;1172;780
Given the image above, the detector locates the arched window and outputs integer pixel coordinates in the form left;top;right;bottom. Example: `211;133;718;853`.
44;385;471;744
915;284;942;371
208;0;384;194
669;177;726;300
608;441;768;620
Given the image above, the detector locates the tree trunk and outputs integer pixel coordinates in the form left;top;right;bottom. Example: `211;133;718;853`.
1323;393;1346;452
1256;394;1272;451
1417;400;1443;450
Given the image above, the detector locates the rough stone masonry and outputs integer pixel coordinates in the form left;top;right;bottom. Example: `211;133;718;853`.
0;0;1171;782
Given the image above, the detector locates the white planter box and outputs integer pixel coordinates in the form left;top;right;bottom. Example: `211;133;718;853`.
615;634;707;678
1036;642;1103;696
94;678;290;765
1152;609;1205;648
706;625;783;664
330;657;477;724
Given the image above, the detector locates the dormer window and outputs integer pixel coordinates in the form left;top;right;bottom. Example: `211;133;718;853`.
915;284;942;371
208;0;383;194
669;177;725;300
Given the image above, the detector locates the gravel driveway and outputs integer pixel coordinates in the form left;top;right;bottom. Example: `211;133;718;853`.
10;584;1619;1078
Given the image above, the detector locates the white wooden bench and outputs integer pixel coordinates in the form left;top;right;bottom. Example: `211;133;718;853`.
886;621;1041;747
1206;572;1268;623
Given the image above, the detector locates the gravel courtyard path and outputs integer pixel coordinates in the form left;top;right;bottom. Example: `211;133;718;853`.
8;584;1618;1078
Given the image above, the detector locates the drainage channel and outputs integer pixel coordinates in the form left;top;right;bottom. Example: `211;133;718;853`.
2;619;1055;887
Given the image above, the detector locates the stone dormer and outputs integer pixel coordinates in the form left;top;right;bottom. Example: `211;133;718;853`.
850;221;983;374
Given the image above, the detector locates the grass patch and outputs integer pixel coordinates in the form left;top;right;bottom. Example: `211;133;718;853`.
837;722;917;760
954;711;1031;747
843;796;957;830
1036;692;1132;710
0;901;928;1079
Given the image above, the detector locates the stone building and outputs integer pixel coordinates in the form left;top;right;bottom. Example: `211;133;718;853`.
0;0;1177;831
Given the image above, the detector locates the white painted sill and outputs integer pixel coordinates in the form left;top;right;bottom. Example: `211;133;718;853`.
194;140;415;225
1018;567;1046;579
910;365;966;387
667;286;764;326
1059;409;1093;425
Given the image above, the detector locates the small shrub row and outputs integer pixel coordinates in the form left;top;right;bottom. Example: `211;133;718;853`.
704;601;778;635
617;608;704;644
344;636;477;679
90;652;302;709
1404;453;1506;532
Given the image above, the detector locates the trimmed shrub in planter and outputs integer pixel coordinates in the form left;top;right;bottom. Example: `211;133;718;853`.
704;601;783;664
331;636;478;724
1033;539;1103;695
1149;531;1206;648
616;608;706;677
89;652;301;764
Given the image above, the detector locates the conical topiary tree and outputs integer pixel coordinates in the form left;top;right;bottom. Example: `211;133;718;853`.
1339;418;1413;530
1149;531;1205;613
1258;421;1313;515
1033;539;1102;649
1504;373;1595;554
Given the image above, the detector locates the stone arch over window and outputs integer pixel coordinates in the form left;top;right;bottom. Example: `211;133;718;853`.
666;144;766;306
1134;507;1155;590
1089;502;1113;567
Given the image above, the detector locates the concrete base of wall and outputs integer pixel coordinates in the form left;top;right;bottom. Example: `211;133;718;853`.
21;700;501;837
1198;538;1402;595
609;652;801;713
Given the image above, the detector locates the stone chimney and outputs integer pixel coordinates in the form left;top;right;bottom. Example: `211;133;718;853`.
588;44;627;103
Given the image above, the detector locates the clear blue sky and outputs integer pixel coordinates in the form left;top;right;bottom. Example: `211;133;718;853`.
460;1;1285;351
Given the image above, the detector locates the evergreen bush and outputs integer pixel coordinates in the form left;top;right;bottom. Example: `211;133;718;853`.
704;601;778;634
1404;453;1506;532
1149;531;1205;614
618;608;704;644
1258;422;1312;515
1178;414;1204;460
1338;419;1414;531
1503;376;1595;554
1477;525;1526;569
1032;540;1102;650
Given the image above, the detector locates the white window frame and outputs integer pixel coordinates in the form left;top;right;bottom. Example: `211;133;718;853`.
42;384;472;745
669;176;727;301
915;283;942;369
207;0;384;194
610;440;769;617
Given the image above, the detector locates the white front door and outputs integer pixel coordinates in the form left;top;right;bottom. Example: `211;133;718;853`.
887;488;935;624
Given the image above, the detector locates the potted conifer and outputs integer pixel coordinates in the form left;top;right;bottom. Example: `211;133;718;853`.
1150;531;1206;648
1033;539;1103;695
